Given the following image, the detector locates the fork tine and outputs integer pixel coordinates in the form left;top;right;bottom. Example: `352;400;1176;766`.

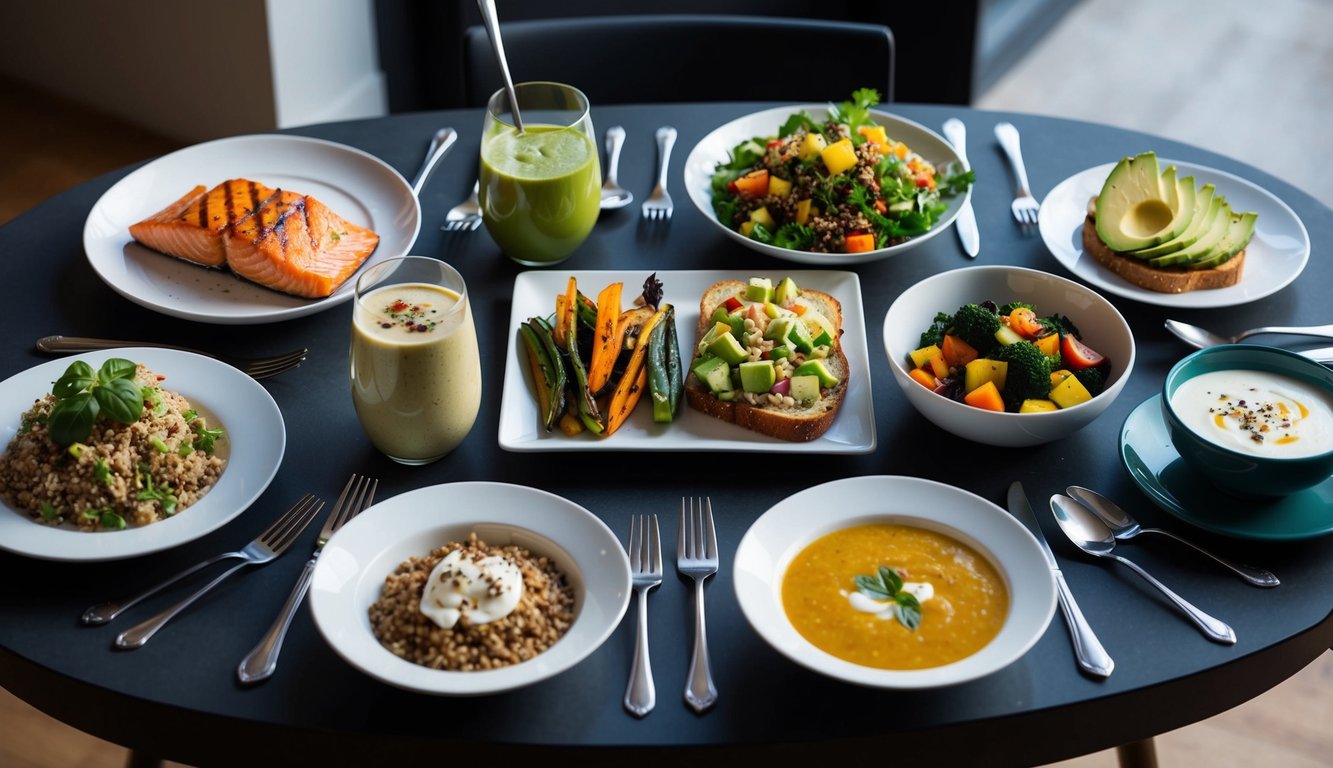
268;499;323;553
257;494;318;546
703;497;717;559
649;514;662;571
243;350;308;378
628;516;642;570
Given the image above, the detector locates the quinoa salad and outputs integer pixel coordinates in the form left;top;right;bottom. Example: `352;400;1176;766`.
710;89;973;255
0;359;226;531
369;534;575;671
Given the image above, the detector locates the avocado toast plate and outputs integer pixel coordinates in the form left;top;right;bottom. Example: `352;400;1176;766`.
499;270;875;453
1038;159;1309;308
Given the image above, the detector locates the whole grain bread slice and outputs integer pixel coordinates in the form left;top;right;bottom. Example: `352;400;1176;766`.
684;280;848;442
1082;216;1245;293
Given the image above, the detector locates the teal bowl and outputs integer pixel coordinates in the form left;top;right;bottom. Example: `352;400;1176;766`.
1161;344;1333;498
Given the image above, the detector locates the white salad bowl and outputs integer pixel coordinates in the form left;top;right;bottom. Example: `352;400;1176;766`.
683;104;966;265
882;265;1135;446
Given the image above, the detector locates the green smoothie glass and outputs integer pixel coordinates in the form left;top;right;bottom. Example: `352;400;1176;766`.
480;82;601;266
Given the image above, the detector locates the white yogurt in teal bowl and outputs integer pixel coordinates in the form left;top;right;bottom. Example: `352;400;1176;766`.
1163;345;1333;497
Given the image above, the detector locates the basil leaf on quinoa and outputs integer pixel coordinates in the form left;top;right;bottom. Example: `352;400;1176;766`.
47;392;99;447
94;377;145;425
52;361;95;399
98;358;138;384
46;358;146;446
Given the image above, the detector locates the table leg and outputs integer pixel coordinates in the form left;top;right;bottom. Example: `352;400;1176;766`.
1116;738;1159;768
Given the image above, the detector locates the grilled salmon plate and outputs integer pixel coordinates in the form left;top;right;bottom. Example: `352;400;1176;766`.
129;179;380;298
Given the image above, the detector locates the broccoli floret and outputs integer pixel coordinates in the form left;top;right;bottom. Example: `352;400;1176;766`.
1073;367;1105;397
993;341;1054;410
999;301;1036;315
952;303;1002;354
919;311;953;348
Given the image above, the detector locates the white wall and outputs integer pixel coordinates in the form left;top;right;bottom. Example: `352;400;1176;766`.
0;0;386;144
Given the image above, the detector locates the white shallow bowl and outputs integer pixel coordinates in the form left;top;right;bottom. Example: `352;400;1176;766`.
308;482;631;696
734;475;1056;689
883;265;1136;446
683;104;966;265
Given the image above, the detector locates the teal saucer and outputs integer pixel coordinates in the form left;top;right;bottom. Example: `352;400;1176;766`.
1119;394;1333;540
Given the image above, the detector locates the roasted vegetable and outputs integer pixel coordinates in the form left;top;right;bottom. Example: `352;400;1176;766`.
605;305;668;435
563;277;603;434
647;305;682;422
524;317;567;430
587;281;624;395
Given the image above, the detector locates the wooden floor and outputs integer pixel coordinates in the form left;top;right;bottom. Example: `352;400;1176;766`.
1;0;1330;765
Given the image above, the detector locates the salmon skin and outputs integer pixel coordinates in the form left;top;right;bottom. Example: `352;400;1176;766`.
128;179;380;298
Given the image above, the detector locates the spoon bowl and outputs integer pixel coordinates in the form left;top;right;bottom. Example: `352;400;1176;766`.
1065;486;1279;587
600;125;633;210
1165;318;1333;349
1049;494;1237;644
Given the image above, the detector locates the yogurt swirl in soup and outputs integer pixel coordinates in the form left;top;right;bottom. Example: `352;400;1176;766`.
1170;369;1333;458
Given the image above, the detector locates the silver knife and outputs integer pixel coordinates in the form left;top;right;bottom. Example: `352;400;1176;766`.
1006;481;1114;678
942;118;980;257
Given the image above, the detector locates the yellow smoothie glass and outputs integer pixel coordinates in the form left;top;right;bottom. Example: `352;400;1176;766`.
350;257;481;465
480;81;601;266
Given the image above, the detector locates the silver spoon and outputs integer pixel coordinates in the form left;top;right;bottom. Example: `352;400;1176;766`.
410;127;458;197
1050;494;1237;644
600;126;633;209
1165;318;1333;349
1066;486;1279;588
476;0;523;133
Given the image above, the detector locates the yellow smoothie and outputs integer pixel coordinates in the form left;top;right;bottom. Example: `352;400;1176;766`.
350;282;481;463
480;124;600;265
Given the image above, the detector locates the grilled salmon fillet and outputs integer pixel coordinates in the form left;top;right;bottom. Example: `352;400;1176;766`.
129;179;380;298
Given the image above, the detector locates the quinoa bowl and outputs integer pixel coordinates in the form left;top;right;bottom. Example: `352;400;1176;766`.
309;482;631;696
0;348;285;561
684;104;968;265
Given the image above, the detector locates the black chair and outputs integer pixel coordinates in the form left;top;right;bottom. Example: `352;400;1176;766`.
461;15;894;107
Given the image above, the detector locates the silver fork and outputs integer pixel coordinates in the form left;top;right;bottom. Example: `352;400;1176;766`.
110;495;324;649
442;181;482;232
37;335;307;380
995;122;1040;225
624;513;662;718
678;497;718;713
238;475;377;683
641;126;677;221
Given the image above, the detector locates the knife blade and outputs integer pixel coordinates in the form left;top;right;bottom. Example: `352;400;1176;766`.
1006;481;1114;678
942;118;980;257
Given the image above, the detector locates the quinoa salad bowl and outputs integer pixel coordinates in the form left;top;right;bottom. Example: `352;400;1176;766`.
0;348;285;561
684;99;969;265
308;481;632;696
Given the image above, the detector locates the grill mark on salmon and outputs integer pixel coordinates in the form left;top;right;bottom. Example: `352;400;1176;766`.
129;178;380;299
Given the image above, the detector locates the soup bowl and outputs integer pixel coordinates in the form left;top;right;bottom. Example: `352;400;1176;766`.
883;265;1135;446
1162;344;1333;497
733;475;1056;689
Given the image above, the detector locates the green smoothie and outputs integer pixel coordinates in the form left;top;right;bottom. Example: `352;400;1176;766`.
480;124;601;265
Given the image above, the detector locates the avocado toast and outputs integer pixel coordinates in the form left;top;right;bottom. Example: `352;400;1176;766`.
684;277;848;441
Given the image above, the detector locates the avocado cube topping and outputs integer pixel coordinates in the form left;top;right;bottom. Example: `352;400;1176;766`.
739;361;777;393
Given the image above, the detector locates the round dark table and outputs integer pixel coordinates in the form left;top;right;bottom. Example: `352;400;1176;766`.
0;103;1329;767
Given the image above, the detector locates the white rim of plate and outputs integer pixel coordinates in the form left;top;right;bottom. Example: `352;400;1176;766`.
734;475;1056;689
0;348;285;561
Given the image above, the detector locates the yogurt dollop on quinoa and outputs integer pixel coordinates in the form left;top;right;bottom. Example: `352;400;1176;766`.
1171;369;1333;458
419;547;524;629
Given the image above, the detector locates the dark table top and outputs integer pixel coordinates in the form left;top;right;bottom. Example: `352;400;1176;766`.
1;102;1330;767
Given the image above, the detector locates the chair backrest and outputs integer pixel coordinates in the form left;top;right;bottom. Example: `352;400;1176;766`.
463;15;894;108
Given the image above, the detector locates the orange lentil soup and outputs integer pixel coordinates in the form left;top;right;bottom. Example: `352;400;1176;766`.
781;523;1009;670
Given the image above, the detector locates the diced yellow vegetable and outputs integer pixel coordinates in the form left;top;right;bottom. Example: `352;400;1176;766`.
820;139;858;176
1035;333;1060;358
1019;399;1059;413
1050;369;1072;387
909;344;942;369
964;358;1008;394
768;176;792;196
748;206;775;229
794;198;813;225
799;132;827;161
1050;374;1093;409
927;353;949;380
739;221;755;237
857;125;889;150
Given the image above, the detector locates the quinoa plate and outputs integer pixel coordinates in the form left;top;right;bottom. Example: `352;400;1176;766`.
684;95;971;265
0;359;226;531
0;349;285;561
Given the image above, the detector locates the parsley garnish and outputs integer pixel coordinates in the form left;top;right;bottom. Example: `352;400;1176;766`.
854;565;922;631
135;465;178;516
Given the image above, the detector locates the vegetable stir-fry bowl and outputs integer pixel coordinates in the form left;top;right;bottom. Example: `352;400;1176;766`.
882;266;1135;447
684;94;971;265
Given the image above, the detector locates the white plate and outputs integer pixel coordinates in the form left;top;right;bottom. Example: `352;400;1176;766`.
1038;159;1310;308
0;348;285;561
734;475;1057;689
308;482;631;696
83;134;420;324
683;105;967;265
498;270;876;453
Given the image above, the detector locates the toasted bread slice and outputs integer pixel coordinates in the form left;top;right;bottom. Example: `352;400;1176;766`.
684;280;848;442
1082;215;1244;293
